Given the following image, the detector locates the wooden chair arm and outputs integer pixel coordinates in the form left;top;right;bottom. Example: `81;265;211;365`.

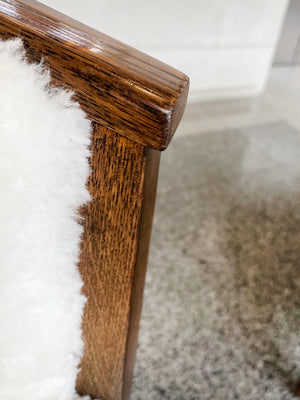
0;0;189;150
0;1;189;399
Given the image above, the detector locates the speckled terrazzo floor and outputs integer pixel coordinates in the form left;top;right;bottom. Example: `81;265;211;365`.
131;121;300;400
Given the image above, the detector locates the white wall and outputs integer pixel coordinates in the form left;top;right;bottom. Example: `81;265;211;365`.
42;0;289;101
274;0;300;64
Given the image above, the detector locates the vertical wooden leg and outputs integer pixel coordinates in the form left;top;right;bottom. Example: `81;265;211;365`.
122;138;160;400
76;124;160;400
296;380;300;397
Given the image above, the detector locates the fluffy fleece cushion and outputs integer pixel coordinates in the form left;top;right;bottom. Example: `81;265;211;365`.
0;38;92;400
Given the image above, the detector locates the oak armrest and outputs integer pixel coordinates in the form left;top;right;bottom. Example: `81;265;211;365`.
0;2;189;399
0;0;189;150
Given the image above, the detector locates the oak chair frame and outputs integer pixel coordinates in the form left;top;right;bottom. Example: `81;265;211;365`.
0;1;189;399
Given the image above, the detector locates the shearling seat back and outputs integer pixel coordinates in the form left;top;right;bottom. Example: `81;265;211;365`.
0;1;189;399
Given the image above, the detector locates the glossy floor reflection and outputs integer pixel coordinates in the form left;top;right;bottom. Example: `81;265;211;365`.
131;68;300;400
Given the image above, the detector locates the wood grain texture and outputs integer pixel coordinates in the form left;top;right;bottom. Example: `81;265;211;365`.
122;147;160;400
0;2;189;398
0;0;189;150
77;124;160;400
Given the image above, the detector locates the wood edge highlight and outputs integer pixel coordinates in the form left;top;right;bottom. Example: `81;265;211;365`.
0;0;189;150
122;148;161;399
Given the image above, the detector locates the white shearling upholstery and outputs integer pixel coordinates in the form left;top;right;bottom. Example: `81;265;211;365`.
0;38;92;400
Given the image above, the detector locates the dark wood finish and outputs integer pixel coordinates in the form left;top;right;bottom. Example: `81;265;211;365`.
122;146;160;400
0;0;189;150
0;1;189;399
77;125;160;400
296;380;300;397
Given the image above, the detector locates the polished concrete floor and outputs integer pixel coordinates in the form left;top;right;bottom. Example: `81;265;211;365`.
131;67;300;400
